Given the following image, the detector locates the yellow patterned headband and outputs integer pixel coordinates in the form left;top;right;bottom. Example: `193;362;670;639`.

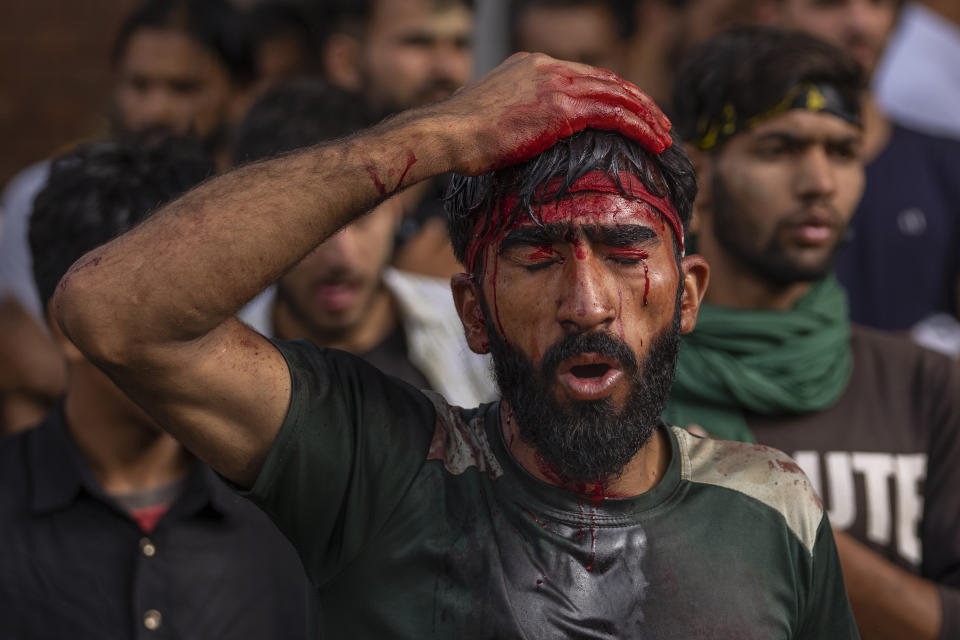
693;82;862;151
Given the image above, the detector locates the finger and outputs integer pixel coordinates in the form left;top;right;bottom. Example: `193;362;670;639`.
554;75;672;142
575;102;669;154
561;96;670;153
538;59;672;131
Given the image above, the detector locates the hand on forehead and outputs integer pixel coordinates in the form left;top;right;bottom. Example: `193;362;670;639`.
449;53;673;175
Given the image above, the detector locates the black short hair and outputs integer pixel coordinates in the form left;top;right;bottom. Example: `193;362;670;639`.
672;26;865;149
232;79;371;165
445;129;696;274
112;0;256;87
30;138;214;311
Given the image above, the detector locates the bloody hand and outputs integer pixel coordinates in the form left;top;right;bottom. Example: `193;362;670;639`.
437;53;673;175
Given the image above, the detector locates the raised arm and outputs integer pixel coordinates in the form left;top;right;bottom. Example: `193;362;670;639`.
53;53;671;487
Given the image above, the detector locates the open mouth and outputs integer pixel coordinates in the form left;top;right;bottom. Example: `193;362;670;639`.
313;281;362;312
557;354;624;401
570;363;613;379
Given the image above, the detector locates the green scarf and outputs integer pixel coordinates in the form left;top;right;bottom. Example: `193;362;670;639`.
663;276;853;442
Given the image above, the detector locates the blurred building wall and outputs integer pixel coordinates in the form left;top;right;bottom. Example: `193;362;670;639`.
0;1;137;188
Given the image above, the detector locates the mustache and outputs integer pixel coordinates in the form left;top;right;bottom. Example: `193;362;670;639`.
782;202;843;226
539;332;640;382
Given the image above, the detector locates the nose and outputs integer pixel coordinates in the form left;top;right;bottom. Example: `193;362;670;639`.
133;88;181;132
843;0;875;35
321;225;363;265
556;251;617;334
794;145;837;202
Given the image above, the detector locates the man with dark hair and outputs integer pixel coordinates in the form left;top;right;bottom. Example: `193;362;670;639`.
668;25;960;640
321;0;473;120
0;139;306;639
111;0;256;164
509;0;631;73
234;80;496;406
0;0;258;432
54;53;857;637
762;0;960;334
322;0;476;280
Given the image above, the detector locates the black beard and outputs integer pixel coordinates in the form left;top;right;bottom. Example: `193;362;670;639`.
711;170;846;286
485;301;681;487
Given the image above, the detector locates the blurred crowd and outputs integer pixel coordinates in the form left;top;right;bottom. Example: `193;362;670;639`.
0;0;958;638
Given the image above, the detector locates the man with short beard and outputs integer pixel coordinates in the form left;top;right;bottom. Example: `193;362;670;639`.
54;53;857;638
322;0;476;279
667;26;960;639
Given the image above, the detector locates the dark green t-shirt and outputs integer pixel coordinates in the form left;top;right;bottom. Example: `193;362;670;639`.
246;341;859;639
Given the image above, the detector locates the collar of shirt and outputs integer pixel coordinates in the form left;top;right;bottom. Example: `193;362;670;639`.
27;403;238;523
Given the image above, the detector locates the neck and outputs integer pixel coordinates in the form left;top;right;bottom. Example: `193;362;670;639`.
499;401;670;498
64;365;191;496
861;93;892;163
273;284;399;353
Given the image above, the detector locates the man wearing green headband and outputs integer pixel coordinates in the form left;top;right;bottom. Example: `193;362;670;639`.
669;26;960;640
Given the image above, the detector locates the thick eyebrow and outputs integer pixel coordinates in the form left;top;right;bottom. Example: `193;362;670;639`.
499;223;657;254
754;131;861;150
583;224;658;247
499;224;568;253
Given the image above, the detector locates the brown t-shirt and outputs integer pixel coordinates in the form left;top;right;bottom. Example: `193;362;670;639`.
747;325;960;634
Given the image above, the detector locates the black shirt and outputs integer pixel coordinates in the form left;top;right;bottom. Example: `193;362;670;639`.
0;406;307;639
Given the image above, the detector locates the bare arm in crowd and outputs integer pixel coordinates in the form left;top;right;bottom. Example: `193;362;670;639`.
53;53;671;488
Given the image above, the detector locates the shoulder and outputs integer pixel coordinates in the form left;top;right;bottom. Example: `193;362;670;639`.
888;123;960;155
0;421;51;514
423;391;503;479
271;338;439;442
672;426;823;555
0;428;30;482
851;324;956;382
884;125;960;185
273;338;393;393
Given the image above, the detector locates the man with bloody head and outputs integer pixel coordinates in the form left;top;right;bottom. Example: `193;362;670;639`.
54;53;857;637
668;26;960;639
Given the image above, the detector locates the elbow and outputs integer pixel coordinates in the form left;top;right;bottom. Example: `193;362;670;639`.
51;263;132;369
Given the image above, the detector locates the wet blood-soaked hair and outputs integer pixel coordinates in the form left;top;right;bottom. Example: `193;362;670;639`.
444;128;696;276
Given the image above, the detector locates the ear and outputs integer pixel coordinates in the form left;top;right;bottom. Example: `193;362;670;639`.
685;144;713;236
451;273;490;354
678;254;709;335
322;33;364;91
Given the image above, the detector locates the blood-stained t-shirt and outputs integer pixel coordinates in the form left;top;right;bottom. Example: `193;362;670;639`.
745;325;960;638
244;340;859;639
